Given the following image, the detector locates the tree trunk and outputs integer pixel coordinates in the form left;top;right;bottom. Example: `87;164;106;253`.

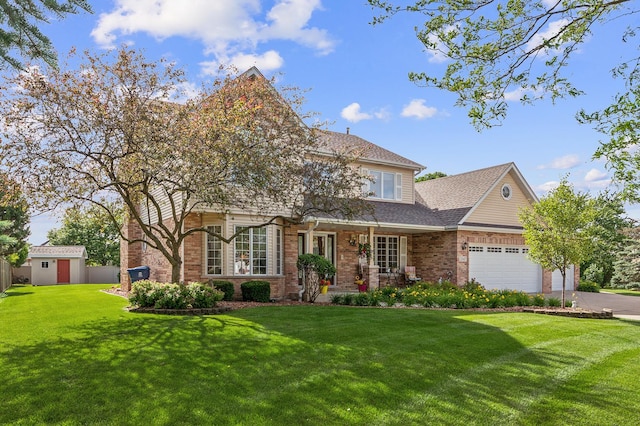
561;270;566;308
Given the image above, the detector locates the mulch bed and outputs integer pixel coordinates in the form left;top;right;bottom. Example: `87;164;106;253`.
102;286;612;318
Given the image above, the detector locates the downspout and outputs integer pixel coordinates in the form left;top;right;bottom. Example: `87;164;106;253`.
299;220;320;301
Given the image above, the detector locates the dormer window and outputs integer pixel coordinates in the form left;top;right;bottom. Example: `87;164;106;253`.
364;169;402;200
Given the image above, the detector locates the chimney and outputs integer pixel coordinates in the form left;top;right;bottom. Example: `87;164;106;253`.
346;127;350;135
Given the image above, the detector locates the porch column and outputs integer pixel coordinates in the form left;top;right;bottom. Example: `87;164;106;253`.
368;226;374;266
365;264;380;290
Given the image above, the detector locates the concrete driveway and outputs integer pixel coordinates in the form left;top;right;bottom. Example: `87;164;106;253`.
549;290;640;321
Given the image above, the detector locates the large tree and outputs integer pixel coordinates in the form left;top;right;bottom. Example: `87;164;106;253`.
519;178;599;307
610;226;640;288
0;0;92;69
0;47;369;283
580;191;632;286
369;1;640;200
0;172;30;266
48;203;123;266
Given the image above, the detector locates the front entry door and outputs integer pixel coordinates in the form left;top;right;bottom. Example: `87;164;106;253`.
298;233;336;286
57;259;70;283
313;234;335;285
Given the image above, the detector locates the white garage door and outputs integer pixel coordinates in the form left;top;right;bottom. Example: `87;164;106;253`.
552;266;575;291
468;245;541;293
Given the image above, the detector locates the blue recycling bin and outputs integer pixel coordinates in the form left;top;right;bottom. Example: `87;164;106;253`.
127;266;150;283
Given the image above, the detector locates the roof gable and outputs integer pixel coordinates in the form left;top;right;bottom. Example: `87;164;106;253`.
415;163;537;226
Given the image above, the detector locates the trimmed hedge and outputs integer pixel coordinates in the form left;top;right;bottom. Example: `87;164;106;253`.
241;280;271;302
208;280;235;301
129;280;224;309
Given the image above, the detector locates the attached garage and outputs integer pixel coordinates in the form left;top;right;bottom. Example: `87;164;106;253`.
468;245;541;293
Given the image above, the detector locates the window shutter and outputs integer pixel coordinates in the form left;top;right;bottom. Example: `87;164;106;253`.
396;173;402;200
400;236;407;270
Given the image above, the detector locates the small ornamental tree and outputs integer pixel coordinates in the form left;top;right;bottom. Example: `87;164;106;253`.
297;253;336;302
519;179;598;307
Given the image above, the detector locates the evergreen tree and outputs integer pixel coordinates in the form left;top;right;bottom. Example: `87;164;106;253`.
0;173;30;267
0;0;92;69
610;231;640;289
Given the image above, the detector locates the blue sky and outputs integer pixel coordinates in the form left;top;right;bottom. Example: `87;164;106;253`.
27;0;637;244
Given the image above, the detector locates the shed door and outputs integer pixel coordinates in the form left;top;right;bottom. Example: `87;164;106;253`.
57;259;70;283
468;246;541;292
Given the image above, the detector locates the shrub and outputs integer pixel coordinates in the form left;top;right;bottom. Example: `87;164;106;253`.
129;281;223;309
577;280;600;293
547;297;561;307
354;292;370;306
209;280;234;301
462;278;485;293
532;294;545;307
241;280;271;302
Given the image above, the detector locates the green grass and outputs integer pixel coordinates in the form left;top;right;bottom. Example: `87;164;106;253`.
603;288;640;297
2;284;640;425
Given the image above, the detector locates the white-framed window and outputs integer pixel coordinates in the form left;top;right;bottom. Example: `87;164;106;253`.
364;169;402;200
235;226;267;275
505;248;519;254
501;184;512;200
276;228;282;275
469;246;483;252
487;247;502;253
206;225;223;275
522;248;530;254
41;261;49;268
375;236;399;270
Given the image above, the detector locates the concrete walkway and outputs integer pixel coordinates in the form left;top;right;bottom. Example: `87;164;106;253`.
549;290;640;321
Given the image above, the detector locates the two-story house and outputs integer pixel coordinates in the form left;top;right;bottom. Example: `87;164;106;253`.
120;70;577;298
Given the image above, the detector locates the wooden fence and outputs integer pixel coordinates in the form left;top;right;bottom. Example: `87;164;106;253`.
0;257;11;293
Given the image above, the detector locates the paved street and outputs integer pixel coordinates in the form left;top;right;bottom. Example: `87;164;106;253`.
550;290;640;320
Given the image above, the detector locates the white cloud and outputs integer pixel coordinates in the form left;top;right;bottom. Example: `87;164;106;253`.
503;86;544;102
200;50;284;74
538;154;581;170
91;0;334;72
423;25;457;64
341;103;372;123
584;168;608;182
526;18;570;52
535;180;560;194
401;99;438;119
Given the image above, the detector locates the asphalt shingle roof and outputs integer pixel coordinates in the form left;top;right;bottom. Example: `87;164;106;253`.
318;131;424;171
415;163;514;226
29;245;87;259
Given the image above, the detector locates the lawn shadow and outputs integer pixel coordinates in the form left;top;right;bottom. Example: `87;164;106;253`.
0;305;635;424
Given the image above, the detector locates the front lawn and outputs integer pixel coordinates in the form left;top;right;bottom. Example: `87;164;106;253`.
1;284;640;425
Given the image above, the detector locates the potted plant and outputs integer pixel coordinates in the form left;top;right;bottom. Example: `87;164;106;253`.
354;275;368;292
320;279;330;294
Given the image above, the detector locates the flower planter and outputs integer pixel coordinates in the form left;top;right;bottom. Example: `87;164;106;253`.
321;285;328;294
358;284;367;292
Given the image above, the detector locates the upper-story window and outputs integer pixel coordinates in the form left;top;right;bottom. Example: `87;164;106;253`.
364;169;402;200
